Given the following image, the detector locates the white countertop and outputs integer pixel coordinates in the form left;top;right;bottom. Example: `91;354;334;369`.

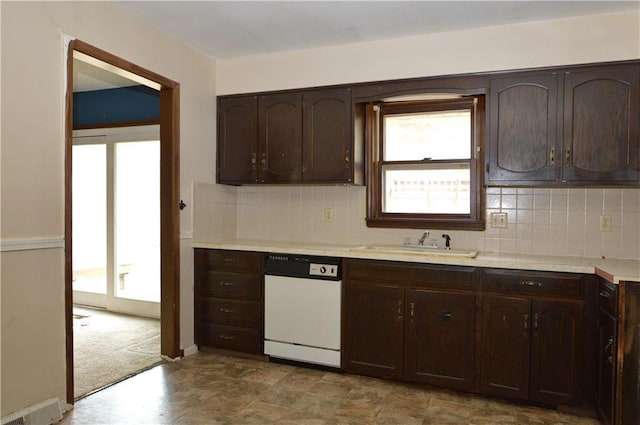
192;239;640;284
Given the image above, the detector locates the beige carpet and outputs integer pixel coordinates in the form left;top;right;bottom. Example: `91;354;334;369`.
73;306;162;399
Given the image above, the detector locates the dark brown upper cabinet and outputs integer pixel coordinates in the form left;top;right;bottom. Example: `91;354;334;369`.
258;92;303;182
217;87;359;185
487;63;639;186
488;73;559;183
563;65;639;183
302;88;354;182
217;96;259;184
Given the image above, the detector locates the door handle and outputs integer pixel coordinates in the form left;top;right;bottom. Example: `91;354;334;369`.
397;300;403;320
410;302;415;319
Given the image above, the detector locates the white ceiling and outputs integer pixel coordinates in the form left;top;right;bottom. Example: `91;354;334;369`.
114;1;639;60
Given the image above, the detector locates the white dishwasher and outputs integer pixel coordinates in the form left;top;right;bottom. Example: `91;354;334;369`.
264;253;341;368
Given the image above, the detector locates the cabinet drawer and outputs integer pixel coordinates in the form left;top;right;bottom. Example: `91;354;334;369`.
195;248;262;273
483;269;583;298
598;279;618;316
197;271;262;300
345;259;474;290
195;323;262;354
196;298;261;328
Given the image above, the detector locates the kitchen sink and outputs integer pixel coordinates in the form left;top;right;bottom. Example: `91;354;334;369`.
351;245;478;258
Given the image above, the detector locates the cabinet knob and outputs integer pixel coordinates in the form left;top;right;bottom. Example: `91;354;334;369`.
410;302;415;318
397;300;403;320
565;148;571;166
524;313;529;331
345;149;350;169
533;313;540;331
251;153;257;170
549;147;555;165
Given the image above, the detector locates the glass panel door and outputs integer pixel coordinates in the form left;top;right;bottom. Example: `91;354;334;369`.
72;144;107;298
115;141;160;303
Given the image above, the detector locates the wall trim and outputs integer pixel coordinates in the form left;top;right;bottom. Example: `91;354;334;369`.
0;237;65;252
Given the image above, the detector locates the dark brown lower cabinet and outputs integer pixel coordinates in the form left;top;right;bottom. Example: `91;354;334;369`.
597;308;616;425
529;299;583;406
194;249;264;355
480;295;584;406
619;281;640;425
405;290;475;392
342;259;476;390
342;280;404;379
480;295;531;399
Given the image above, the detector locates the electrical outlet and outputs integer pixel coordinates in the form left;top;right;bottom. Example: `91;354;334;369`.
324;207;335;222
600;215;612;232
490;212;508;228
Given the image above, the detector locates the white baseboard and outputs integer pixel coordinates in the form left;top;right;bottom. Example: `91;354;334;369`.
182;344;198;357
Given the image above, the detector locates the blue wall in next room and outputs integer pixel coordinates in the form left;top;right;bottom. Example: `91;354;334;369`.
73;85;160;128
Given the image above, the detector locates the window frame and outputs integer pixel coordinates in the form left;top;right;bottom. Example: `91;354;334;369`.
365;96;485;230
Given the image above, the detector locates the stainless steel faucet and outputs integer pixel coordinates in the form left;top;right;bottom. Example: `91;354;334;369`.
417;231;429;245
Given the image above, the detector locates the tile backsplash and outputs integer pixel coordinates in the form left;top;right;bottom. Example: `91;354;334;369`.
194;183;640;260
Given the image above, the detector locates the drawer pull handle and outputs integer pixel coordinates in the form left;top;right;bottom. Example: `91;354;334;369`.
410;302;415;319
599;290;611;299
397;300;403;320
605;337;614;365
219;334;235;341
520;280;543;287
222;258;237;263
533;313;539;331
219;307;235;314
219;281;236;287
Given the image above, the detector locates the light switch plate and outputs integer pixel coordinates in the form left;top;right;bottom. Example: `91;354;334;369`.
491;212;508;228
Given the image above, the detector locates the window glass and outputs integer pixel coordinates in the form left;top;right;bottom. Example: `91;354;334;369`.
383;110;471;161
382;163;471;214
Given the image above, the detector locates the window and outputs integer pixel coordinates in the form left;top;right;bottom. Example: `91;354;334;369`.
366;97;485;230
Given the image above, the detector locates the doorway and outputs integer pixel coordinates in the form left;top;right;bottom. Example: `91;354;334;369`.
65;40;181;404
72;126;161;318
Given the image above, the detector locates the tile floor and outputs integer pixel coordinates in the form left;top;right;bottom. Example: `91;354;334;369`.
60;351;601;424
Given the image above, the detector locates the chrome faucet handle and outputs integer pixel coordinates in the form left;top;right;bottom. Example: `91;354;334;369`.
417;231;429;245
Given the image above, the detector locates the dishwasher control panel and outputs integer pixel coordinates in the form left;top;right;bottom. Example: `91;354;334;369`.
309;263;338;278
265;253;341;281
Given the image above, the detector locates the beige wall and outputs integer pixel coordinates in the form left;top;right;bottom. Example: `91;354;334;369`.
194;9;640;259
0;1;221;417
216;10;640;94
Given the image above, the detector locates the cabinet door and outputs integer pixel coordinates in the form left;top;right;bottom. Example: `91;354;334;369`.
480;295;531;400
217;96;258;184
258;93;303;182
405;290;475;391
302;88;353;182
597;309;616;425
342;280;404;379
563;65;640;183
488;73;559;184
529;299;584;405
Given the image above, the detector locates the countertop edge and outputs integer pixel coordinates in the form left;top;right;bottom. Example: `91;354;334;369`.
192;240;640;284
